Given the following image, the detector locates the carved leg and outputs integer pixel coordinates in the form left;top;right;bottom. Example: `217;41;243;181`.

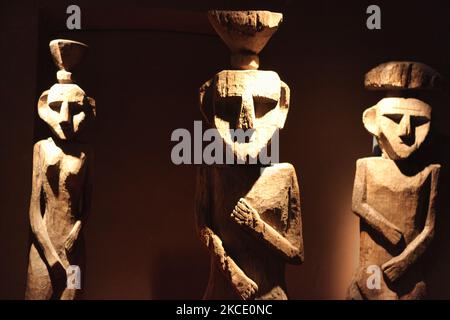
25;244;52;300
60;288;77;300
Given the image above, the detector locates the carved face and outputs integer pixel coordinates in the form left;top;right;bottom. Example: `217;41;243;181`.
200;70;289;161
38;84;95;140
363;97;431;160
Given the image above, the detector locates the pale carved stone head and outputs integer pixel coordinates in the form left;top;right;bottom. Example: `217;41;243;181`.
38;39;95;141
363;98;431;160
38;84;95;140
200;70;289;161
201;10;287;162
363;61;443;160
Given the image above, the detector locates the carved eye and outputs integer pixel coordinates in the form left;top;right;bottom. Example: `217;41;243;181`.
69;102;84;115
49;101;62;112
253;96;277;118
383;113;403;124
411;115;430;127
215;96;242;128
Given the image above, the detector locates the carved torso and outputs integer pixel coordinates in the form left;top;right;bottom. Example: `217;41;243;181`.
357;157;438;299
207;163;297;299
38;137;87;257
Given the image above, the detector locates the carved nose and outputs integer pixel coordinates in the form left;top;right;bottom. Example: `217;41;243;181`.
239;95;255;130
398;115;415;146
398;115;411;138
59;100;70;124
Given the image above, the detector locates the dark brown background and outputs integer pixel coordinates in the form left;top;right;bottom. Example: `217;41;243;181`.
1;0;449;299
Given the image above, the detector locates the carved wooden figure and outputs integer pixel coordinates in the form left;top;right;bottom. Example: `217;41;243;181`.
25;39;95;300
348;61;443;300
196;11;303;300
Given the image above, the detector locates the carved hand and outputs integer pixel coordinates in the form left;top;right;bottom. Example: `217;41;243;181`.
231;198;261;230
228;261;258;300
382;255;407;282
201;226;258;299
383;221;404;247
65;221;82;253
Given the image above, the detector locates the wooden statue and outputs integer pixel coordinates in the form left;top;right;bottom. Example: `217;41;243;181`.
25;39;95;300
348;61;443;300
196;10;303;300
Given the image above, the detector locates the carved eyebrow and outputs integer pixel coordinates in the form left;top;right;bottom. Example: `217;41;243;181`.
253;96;278;102
389;105;430;112
383;113;403;124
48;100;85;111
216;95;242;102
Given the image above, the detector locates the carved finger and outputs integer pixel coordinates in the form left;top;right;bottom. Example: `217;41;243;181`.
236;204;249;215
239;198;255;212
383;267;395;282
236;199;248;212
234;206;246;216
232;209;245;220
381;261;400;282
385;266;400;282
232;212;245;225
235;205;249;218
64;238;73;252
238;198;250;211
